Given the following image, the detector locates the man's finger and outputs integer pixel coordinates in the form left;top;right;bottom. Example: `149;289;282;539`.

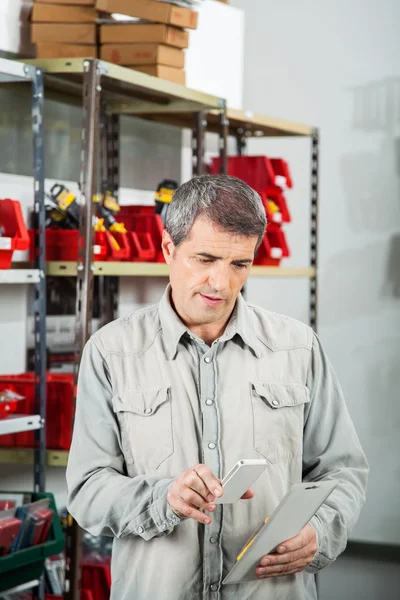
240;489;254;500
179;485;216;512
275;523;315;554
261;546;311;566
194;464;223;498
170;496;212;525
256;557;307;578
184;469;213;502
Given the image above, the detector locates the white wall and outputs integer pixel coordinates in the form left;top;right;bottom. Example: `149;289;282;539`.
230;0;400;597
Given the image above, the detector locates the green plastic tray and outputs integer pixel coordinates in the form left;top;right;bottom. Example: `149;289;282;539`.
0;491;65;593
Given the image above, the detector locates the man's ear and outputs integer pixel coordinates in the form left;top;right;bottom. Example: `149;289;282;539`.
162;229;175;264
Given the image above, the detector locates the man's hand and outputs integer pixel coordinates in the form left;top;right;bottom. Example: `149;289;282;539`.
256;524;317;579
168;464;254;525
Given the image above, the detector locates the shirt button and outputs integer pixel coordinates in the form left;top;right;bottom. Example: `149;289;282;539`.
210;584;218;592
204;356;211;363
205;399;214;406
272;400;279;407
208;442;216;450
144;408;153;414
137;526;144;534
210;535;218;544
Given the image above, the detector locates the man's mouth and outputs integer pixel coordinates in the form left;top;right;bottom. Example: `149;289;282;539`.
199;293;225;307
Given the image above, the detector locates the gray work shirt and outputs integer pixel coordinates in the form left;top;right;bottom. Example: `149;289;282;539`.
66;286;368;600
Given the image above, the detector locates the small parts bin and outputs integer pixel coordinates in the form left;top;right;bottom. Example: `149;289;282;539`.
0;199;29;269
29;207;164;263
211;156;292;224
0;373;74;451
80;563;111;600
0;492;64;593
117;206;165;263
254;225;290;267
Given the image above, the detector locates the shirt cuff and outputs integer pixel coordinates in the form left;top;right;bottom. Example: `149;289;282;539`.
125;479;181;541
305;514;333;573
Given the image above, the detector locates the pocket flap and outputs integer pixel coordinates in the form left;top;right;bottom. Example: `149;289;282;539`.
252;381;310;408
113;386;170;416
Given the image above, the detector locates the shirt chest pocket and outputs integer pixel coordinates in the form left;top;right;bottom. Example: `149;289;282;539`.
251;381;310;464
112;386;173;472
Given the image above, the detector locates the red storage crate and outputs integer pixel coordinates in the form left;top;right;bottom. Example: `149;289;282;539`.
103;231;130;261
211;156;276;192
0;373;74;450
29;230;108;262
253;225;290;266
264;185;291;224
210;156;293;223
270;158;293;188
0;199;30;268
81;563;111;600
29;230;58;261
117;206;165;263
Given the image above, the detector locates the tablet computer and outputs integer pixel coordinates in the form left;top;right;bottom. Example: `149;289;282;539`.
223;480;338;584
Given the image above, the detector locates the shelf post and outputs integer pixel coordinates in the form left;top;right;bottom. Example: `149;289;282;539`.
99;108;120;326
31;66;46;495
219;100;229;174
65;59;102;600
192;110;206;176
309;129;319;332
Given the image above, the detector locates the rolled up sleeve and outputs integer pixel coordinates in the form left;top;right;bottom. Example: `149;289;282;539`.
66;338;181;541
303;333;369;572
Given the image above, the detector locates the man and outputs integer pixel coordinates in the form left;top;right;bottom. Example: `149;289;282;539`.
67;174;368;600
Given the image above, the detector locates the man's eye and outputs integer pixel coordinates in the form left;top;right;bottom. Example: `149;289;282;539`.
234;263;248;270
199;258;212;264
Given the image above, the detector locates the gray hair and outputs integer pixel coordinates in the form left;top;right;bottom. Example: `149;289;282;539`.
165;174;267;251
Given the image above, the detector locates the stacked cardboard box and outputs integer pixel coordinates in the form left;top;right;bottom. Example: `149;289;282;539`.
31;0;98;59
97;0;198;85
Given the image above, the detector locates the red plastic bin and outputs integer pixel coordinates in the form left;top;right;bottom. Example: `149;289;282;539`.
270;158;293;189
210;156;293;223
81;563;111;600
103;230;130;261
29;230;108;262
0;373;74;450
117;206;165;263
0;199;30;268
253;225;290;266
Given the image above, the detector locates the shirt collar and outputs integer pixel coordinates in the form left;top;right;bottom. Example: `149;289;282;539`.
158;284;263;360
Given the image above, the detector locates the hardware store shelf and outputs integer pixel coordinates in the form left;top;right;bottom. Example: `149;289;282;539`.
13;262;316;278
24;59;223;125
22;60;313;136
0;448;69;467
0;415;42;436
0;269;40;284
1;579;40;595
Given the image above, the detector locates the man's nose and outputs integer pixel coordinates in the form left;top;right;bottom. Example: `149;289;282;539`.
208;263;230;292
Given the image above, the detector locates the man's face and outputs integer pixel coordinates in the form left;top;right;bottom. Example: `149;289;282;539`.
162;217;257;329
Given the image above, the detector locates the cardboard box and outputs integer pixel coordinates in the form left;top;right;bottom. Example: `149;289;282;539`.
36;43;98;59
96;0;198;30
32;4;97;23
31;23;97;44
35;0;95;5
133;64;185;85
100;43;184;67
100;23;189;48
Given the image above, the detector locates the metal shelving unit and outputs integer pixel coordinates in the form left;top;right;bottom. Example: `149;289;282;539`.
3;58;319;599
0;57;46;600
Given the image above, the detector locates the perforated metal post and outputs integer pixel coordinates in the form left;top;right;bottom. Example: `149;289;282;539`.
30;65;46;600
65;59;101;600
219;102;229;174
192;110;206;176
309;130;319;332
99;108;120;326
31;67;46;495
